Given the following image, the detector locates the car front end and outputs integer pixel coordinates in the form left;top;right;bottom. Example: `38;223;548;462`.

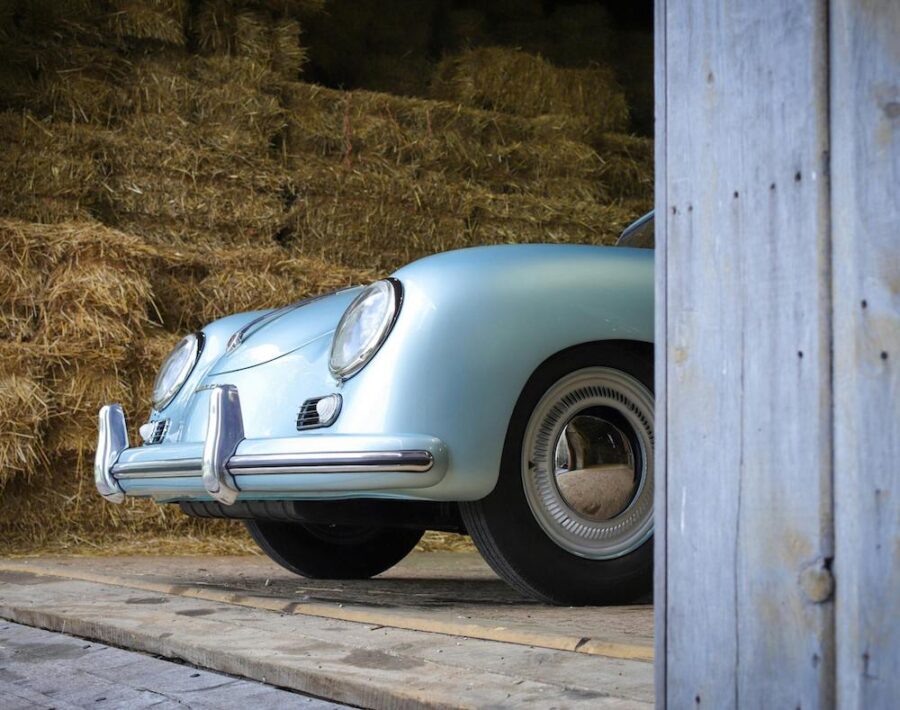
96;278;452;508
92;235;657;604
94;243;653;517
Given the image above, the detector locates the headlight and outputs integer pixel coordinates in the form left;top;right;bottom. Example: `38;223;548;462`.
152;333;202;410
329;279;402;380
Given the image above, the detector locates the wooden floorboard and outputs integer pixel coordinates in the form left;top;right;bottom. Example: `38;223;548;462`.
0;553;653;709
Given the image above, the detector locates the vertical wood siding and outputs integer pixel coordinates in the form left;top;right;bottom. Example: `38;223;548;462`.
831;0;900;706
657;1;837;705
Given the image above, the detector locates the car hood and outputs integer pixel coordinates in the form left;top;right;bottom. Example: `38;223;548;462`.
207;287;362;375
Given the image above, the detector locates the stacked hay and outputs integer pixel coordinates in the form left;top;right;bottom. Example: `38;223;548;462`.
192;2;307;80
431;48;629;133
279;157;641;271
150;243;368;333
0;0;653;556
0;113;112;223
0;448;259;555
102;52;292;245
278;82;649;270
0;343;49;490
0;218;366;555
4;222;157;461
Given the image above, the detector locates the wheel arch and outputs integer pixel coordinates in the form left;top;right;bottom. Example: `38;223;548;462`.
496;338;655;494
338;246;654;502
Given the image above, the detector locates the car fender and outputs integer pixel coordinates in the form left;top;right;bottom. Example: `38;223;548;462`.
337;244;654;501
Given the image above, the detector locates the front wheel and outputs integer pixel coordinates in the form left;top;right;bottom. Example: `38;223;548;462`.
461;343;654;605
245;520;423;579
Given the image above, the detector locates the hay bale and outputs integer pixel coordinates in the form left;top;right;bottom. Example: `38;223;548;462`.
234;11;307;77
0;112;112;223
0;354;50;488
280;159;647;272
0;303;37;341
0;452;253;555
101;101;291;242
0;263;40;340
107;111;288;179
145;244;367;331
0;219;55;340
196;268;299;324
49;365;132;419
13;221;158;362
594;133;654;199
193;3;307;80
431;48;629;132
38;262;154;363
0;220;161;348
103;169;286;245
417;531;475;553
147;252;209;331
197;247;366;321
106;0;188;47
185;56;286;154
114;55;287;150
282;83;609;189
128;55;198;116
28;46;134;125
270;18;307;79
0;218;54;268
45;365;133;455
192;0;239;54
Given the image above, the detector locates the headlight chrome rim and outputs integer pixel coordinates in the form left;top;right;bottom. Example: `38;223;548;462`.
329;278;403;381
151;332;203;411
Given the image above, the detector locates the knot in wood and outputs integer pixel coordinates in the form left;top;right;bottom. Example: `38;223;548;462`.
799;560;834;603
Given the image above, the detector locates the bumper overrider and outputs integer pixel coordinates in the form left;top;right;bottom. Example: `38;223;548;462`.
95;385;447;504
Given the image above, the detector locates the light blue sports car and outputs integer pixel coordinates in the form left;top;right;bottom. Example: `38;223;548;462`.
96;212;655;605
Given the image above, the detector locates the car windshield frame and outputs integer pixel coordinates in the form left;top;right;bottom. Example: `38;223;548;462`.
616;211;655;249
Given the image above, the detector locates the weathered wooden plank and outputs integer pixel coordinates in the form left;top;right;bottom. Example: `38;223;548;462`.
652;0;669;703
658;1;835;706
0;569;655;708
831;0;900;706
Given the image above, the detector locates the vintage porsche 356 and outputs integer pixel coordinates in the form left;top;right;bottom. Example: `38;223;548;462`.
95;212;655;605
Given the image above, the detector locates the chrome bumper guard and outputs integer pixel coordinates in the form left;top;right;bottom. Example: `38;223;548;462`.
95;404;128;503
95;385;436;505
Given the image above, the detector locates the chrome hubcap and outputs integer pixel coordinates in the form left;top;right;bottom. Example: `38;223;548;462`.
522;367;654;559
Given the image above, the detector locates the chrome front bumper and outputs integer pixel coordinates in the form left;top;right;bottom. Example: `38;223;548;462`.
95;385;445;505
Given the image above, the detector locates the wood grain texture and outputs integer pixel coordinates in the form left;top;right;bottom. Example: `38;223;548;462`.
831;0;900;706
657;1;835;706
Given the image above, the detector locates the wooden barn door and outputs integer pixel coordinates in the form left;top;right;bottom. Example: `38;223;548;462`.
654;0;899;706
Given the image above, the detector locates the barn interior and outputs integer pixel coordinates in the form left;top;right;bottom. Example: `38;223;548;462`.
0;0;654;554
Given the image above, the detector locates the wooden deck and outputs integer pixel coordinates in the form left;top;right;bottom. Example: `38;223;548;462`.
0;552;654;709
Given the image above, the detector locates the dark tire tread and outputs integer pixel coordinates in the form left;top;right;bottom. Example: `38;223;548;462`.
246;520;423;580
461;341;654;605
